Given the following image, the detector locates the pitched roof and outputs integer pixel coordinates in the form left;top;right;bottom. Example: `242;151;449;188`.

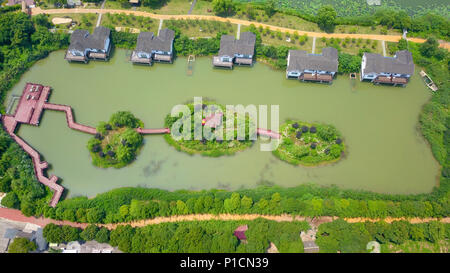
31;228;48;252
363;50;414;75
287;47;338;72
68;27;110;51
3;228;19;239
233;225;248;241
218;32;256;57
135;28;175;53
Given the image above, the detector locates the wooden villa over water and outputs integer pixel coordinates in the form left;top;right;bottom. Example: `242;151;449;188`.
361;50;414;87
286;47;338;83
131;28;175;65
212;32;256;69
65;26;111;63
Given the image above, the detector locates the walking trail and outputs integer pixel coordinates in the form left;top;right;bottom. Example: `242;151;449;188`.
0;207;448;230
32;7;449;49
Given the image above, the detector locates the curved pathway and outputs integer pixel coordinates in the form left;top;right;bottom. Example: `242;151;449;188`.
32;7;449;49
0;207;448;230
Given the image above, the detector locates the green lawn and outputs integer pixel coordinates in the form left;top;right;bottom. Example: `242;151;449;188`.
101;12;160;33
316;37;386;56
163;19;236;38
244;25;313;51
233;10;321;32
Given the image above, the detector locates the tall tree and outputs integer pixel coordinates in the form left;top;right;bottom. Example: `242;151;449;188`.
316;5;337;32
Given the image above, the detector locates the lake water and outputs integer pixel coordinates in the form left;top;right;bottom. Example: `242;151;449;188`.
6;50;440;197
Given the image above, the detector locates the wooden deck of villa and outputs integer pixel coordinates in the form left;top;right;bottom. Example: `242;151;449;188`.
89;52;109;61
373;76;408;86
65;51;87;63
299;73;333;83
154;54;172;63
130;51;152;65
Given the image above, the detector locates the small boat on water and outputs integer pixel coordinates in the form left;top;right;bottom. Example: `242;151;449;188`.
419;70;438;92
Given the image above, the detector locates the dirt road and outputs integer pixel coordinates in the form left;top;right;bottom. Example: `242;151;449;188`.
32;7;449;49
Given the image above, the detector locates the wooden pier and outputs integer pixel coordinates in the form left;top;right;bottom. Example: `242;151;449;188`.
187;55;195;76
257;128;280;139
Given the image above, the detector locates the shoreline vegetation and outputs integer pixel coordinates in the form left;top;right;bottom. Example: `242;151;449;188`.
0;9;448;235
273;120;345;166
87;111;144;169
164;101;254;157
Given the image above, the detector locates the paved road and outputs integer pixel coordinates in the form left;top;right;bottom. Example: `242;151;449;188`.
32;7;449;49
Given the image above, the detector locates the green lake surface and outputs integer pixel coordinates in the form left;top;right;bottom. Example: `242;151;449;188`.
6;50;440;197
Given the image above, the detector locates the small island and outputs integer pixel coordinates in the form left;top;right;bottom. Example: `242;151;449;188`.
164;101;253;157
87;111;144;168
273;120;345;166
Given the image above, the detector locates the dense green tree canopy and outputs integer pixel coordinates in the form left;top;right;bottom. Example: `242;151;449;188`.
316;5;337;32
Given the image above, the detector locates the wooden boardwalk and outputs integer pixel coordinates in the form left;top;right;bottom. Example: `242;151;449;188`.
1;83;280;207
43;103;97;135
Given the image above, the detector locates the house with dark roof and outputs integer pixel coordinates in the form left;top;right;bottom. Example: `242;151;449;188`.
361;50;414;86
131;28;175;65
65;26;111;63
212;32;256;69
286;47;338;83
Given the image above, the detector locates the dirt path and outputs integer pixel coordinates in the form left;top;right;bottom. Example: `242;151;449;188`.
1;207;448;230
32;7;449;49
